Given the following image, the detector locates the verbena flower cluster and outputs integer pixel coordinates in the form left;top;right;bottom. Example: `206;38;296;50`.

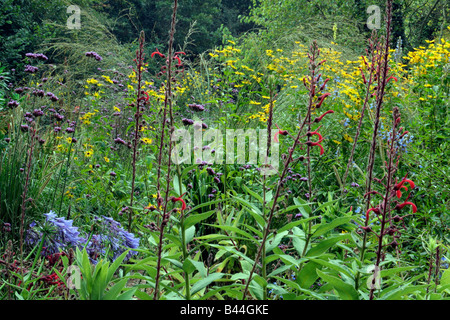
25;211;139;263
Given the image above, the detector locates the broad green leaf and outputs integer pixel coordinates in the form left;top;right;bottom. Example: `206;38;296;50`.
265;230;289;253
190;273;224;296
441;268;450;287
306;234;351;257
184;210;215;230
316;269;359;300
312;217;353;238
381;284;428;300
103;278;127;300
297;261;320;289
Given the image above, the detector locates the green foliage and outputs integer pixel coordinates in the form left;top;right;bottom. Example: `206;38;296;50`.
74;247;137;300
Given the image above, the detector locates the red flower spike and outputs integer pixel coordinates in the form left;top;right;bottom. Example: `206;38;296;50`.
306;129;323;141
396;185;408;199
316;93;331;108
151;48;165;58
174;55;182;66
404;179;415;190
314;110;334;123
395;201;417;213
303;77;308;88
366;207;380;220
306;139;324;155
274;124;288;143
360;68;367;84
319;78;330;91
172;192;187;211
144;91;150;102
175;51;186;55
386;76;398;83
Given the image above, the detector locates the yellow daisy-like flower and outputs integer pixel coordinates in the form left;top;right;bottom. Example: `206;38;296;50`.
104;157;110;163
343;134;354;143
66;137;72;144
113;106;121;112
86;78;98;85
84;150;93;158
141;137;153;144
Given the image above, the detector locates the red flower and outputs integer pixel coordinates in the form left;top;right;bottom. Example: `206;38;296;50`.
306;138;324;155
306;129;323;141
395;201;417;213
316;93;331;108
174;55;182;66
396;185;408;199
172;192;187;211
319;78;330;91
366;207;380;220
313;110;334;123
151;48;165;58
274;124;288;143
386;76;398;83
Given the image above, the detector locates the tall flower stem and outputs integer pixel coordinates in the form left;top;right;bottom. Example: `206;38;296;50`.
341;31;378;194
129;31;146;232
368;107;401;300
19;125;37;265
153;0;178;300
242;41;325;299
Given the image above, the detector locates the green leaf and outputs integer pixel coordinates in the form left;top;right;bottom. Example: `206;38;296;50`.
306;234;351;257
441;268;450;287
381;284;428;300
242;185;263;203
312;217;352;238
190;273;224;296
184;210;215;230
184;225;196;244
316;269;359;300
102;278;127;300
183;258;207;277
297;261;320;289
265;230;289;253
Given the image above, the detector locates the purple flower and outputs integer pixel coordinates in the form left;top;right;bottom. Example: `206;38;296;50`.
182;118;194;126
351;182;360;187
114;137;126;145
54;126;61;132
188;103;205;112
7;100;19;108
20;124;29;132
32;109;44;117
206;167;215;176
110;171;117;177
24;65;39;73
85;51;103;61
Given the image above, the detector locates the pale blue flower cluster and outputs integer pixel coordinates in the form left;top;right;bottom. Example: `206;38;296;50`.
26;211;139;263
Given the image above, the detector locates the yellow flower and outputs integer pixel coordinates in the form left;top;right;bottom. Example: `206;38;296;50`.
249;101;261;105
86;78;98;85
66;137;72;144
84;150;93;158
113;106;121;112
104;157;110;163
141;137;153;144
344;134;354;143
